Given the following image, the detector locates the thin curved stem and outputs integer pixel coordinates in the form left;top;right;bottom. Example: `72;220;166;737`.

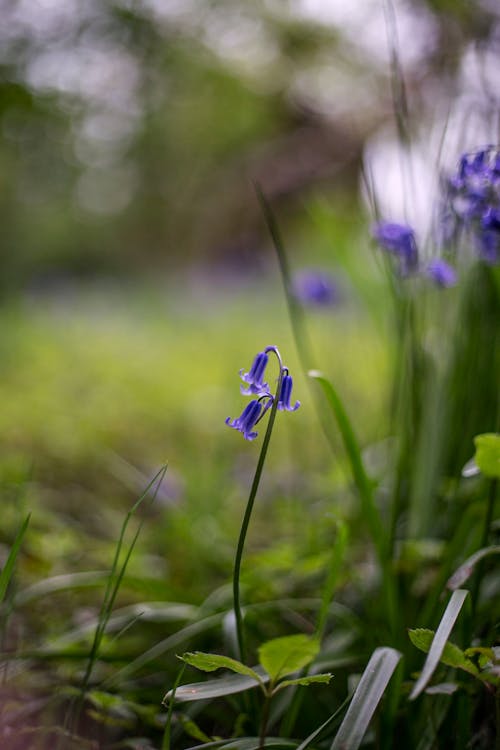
233;353;283;664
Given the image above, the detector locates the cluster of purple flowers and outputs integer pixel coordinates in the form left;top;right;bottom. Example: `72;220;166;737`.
372;145;500;286
226;347;300;441
443;145;500;265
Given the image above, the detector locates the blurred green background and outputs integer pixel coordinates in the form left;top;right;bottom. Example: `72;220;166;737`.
1;0;499;602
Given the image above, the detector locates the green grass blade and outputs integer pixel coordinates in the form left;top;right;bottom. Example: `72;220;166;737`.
307;371;382;546
409;589;469;700
13;571;109;607
447;545;500;590
162;662;186;750
308;371;398;637
81;464;168;691
254;183;315;371
330;647;402;750
165;665;270;703
316;521;349;639
0;513;31;604
295;695;351;750
185;739;297;750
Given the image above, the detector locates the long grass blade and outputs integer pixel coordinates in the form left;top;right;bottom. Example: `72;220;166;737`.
254;183;315;371
447;545;500;590
330;647;402;750
185;739;297;750
409;589;469;700
162;662;186;750
165;665;269;704
308;372;397;637
0;513;31;604
81;464;167;691
295;694;351;750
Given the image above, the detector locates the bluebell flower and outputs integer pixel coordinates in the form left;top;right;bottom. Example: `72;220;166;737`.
425;259;457;288
372;221;419;275
443;146;500;265
240;351;269;396
277;374;300;412
292;270;338;307
226;400;263;441
478;208;500;264
447;148;493;222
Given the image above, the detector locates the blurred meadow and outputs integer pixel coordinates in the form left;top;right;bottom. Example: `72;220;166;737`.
0;1;499;749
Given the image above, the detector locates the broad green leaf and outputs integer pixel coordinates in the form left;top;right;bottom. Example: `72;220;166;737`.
0;513;31;604
330;646;401;750
180;652;262;684
164;666;269;703
274;673;332;692
409;589;469;700
447;546;500;590
258;635;319;682
408;629;478;675
474;433;500;478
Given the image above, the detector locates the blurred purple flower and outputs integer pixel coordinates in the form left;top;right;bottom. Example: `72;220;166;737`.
292;270;338;307
226;400;263;441
372;221;418;275
478;207;500;264
277;374;300;412
425;259;457;288
443;146;500;264
240;351;269;395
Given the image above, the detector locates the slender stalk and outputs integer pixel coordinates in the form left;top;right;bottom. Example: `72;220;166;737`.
471;478;498;615
162;663;186;750
254;183;315;373
259;691;272;750
256;185;398;641
233;353;284;664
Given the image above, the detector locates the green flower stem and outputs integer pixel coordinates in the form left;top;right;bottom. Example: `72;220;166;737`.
233;356;284;664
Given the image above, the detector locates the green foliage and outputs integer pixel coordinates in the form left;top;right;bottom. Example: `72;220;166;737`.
176;635;330;705
409;589;469;700
0;4;499;743
474;433;500;479
408;629;478;676
258;634;320;683
0;512;30;604
180;652;263;685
